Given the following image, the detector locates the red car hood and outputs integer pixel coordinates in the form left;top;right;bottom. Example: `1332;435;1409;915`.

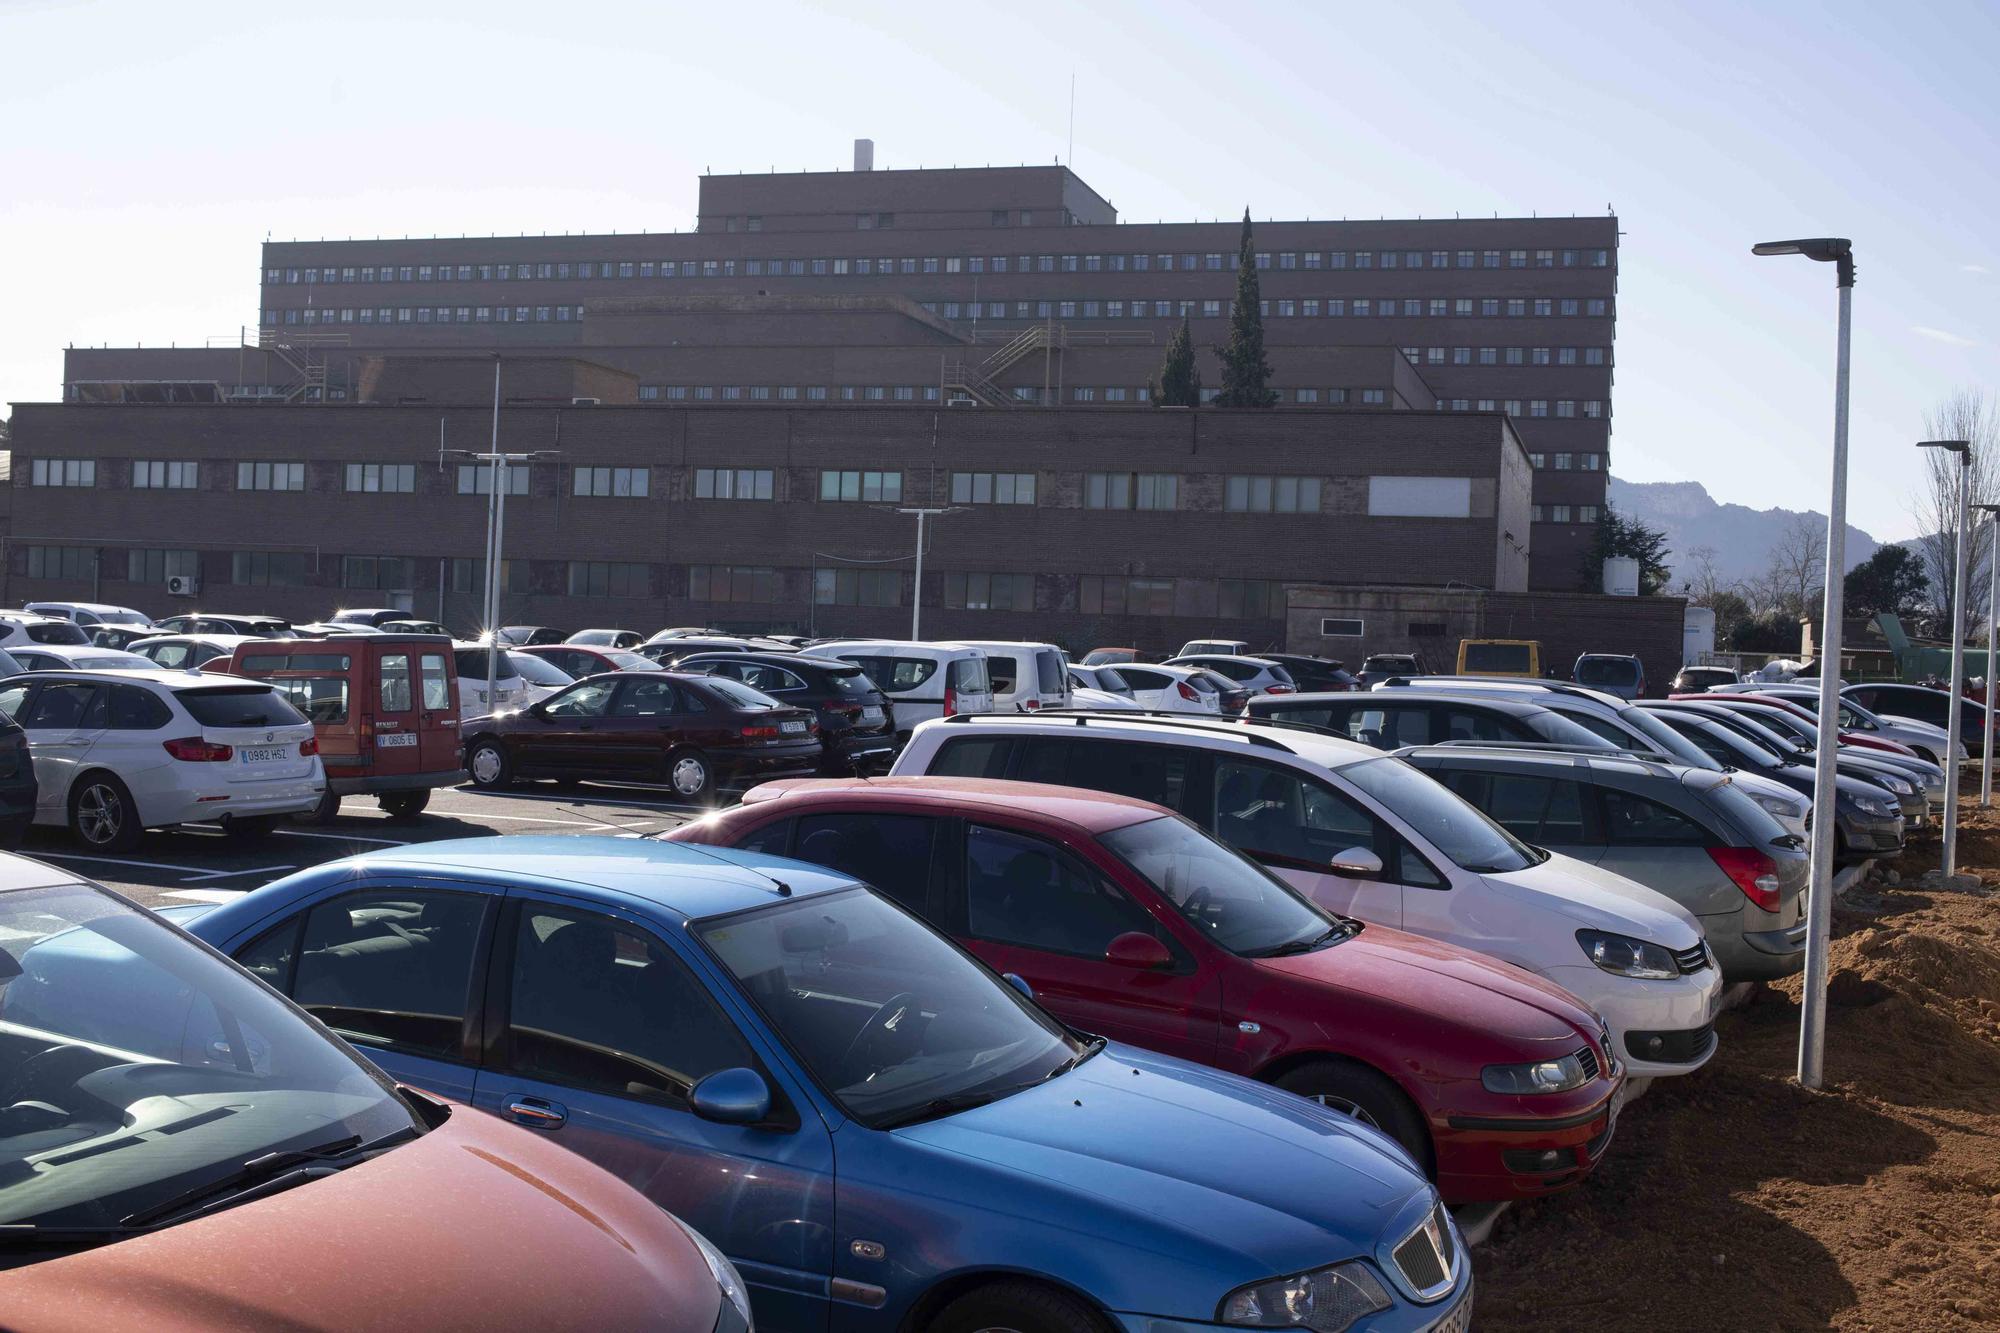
0;1105;719;1333
1256;921;1598;1043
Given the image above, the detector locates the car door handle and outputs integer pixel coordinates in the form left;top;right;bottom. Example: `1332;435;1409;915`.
505;1097;568;1129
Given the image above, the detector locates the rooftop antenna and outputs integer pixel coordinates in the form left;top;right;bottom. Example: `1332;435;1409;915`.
1067;69;1076;168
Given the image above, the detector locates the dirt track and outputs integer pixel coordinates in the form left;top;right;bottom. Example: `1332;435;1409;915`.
1474;809;2000;1331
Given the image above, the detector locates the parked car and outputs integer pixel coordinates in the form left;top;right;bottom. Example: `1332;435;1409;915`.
1260;653;1360;693
809;641;995;740
464;671;821;801
380;618;452;637
1742;684;1962;765
129;633;266;671
0;865;748;1332
893;713;1724;1078
676;651;897;775
567;627;645;649
518;643;661;678
508;647;579;701
1842;681;1995;759
0;669;323;849
7;645;163;673
1670;664;1740;692
89;625;157;650
494;625;566;645
152;613;296;638
1081;661;1228;714
1080;646;1149;665
1164;653;1299;698
1248;688;1622;751
229;636;465;822
179;836;1470;1332
22;600;152;628
959;640;1071;712
328;607;411;628
642;634;798;665
1679;692;1922;760
1635;703;1912;863
1572;653;1646;700
294;621;385;637
1681;695;1944;803
1177;638;1252;657
0;703;35;847
1457;639;1542;678
0;614;92;648
1399;746;1808;982
1358;653;1433;687
453;642;535;719
677;777;1626;1202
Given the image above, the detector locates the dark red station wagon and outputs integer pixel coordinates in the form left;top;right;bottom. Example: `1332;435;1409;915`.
674;776;1626;1203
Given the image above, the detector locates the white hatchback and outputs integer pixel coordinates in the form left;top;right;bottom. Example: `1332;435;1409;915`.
894;712;1723;1079
0;669;323;850
1090;661;1227;715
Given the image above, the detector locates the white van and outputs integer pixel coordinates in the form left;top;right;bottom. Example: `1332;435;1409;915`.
804;641;994;740
957;640;1070;712
24;602;153;629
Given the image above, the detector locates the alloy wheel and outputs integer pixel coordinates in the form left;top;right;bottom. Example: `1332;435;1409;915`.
1308;1093;1383;1130
77;784;123;845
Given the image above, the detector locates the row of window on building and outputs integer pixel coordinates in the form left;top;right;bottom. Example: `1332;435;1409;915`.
635;383;1402;407
1531;504;1601;523
269;305;584;327
264;246;1613;287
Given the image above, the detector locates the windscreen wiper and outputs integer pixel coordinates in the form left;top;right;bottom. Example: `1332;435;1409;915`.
119;1126;417;1229
1041;1036;1108;1081
1255;922;1351;957
872;1090;1013;1130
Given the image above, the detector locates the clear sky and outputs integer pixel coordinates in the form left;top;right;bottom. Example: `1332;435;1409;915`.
3;0;1994;542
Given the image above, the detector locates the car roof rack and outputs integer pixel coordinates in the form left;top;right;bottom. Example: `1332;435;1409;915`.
1397;739;1666;761
939;709;1300;754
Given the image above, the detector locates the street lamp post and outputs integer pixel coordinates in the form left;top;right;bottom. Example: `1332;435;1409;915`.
1752;235;1853;1091
1975;503;2000;807
896;507;961;639
1920;438;1972;875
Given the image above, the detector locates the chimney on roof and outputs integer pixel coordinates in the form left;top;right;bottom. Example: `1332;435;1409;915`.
853;138;874;172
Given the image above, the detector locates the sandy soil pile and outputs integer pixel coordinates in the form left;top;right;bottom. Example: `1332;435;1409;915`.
1473;814;2000;1330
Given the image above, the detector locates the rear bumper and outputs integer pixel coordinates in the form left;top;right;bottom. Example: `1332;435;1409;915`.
822;734;897;775
148;778;324;825
1708;916;1807;981
717;744;825;790
327;767;468;796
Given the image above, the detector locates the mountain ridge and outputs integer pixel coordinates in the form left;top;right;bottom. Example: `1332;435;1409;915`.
1607;477;1887;586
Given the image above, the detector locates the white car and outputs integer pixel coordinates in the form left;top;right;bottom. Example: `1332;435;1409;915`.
1087;661;1227;715
957;640;1070;712
893;712;1724;1079
1060;670;1144;711
454;642;569;718
0;669;323;850
23;601;153;629
804;641;995;741
129;634;266;671
7;646;163;673
0;613;92;648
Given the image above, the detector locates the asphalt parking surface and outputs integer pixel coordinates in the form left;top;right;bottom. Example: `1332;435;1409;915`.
21;783;707;912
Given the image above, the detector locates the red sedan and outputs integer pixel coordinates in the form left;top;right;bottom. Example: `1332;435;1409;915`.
673;776;1625;1203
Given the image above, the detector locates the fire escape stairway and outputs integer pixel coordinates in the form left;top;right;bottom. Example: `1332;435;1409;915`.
941;324;1065;407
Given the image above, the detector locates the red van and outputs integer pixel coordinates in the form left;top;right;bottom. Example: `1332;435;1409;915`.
228;635;464;820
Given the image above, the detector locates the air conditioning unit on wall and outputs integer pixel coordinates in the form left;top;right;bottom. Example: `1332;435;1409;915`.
167;574;200;597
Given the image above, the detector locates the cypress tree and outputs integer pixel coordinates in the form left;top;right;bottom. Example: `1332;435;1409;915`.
1156;317;1202;407
1215;209;1276;408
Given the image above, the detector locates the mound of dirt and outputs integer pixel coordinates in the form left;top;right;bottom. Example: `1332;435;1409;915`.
1474;863;2000;1330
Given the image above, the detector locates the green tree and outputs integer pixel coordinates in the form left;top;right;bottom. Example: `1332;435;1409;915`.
1214;210;1276;408
1843;544;1929;619
1579;503;1673;595
1155;317;1202;407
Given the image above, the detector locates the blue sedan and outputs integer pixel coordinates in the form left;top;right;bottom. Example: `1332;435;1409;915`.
164;837;1470;1332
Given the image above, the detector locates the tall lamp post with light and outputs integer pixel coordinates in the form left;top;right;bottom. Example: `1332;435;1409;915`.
1977;501;2000;808
1751;235;1852;1091
1920;438;1972;874
896;506;963;640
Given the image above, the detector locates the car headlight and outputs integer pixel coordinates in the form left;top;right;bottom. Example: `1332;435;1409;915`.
1877;775;1914;796
670;1216;753;1333
1221;1261;1394;1330
1752;793;1805;821
1576;928;1679;980
1852;793;1899;818
1482;1052;1590;1094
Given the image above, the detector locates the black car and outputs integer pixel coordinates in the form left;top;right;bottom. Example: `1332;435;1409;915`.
675;652;896;774
1843;682;1993;759
461;670;822;802
0;706;35;848
641;635;799;666
498;625;568;646
1356;653;1432;687
89;626;156;650
152;613;296;638
1258;653;1359;693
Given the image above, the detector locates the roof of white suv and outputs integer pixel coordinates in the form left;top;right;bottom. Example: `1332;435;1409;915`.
921;711;1382;770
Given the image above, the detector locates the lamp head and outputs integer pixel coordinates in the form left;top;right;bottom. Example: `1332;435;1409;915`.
1919;439;1972;456
1753;237;1855;286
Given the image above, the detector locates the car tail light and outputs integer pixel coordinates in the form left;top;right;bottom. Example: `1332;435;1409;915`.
1265;685;1294;695
741;724;782;739
1022;699;1040;710
1709;846;1782;912
299;737;319;757
1176;681;1200;702
943;686;958;717
163;736;233;762
360;715;375;744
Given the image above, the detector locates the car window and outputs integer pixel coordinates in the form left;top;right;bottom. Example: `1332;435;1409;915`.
701;677;781;710
1035;651;1065;694
928;735;1015;779
1562;711;1634;746
612;678;677;716
289;890;488;1058
545;679;618;719
1016;737;1193;811
12;652;52;671
844;655;936;692
270;675;351;725
27;622;89;645
1211;660;1256;682
946;657;991;694
1576;658;1639;687
733;817;794;857
1214;758;1386;869
0;683;32;720
963;824;1161;959
1442;708;1523;743
177;687;305;728
1447;771;1591;844
505;903;760;1106
23;682;98;730
742;664;805;693
1341;756;1534;876
147;642;196;670
985;657;1019;693
420;653;451;710
108;684;173;730
1602;788;1710;846
794;813;940;913
1120;668;1169;690
380;652;414;712
510;653;575;687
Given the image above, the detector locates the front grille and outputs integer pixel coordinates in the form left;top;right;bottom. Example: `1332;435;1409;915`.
1624;1022;1717;1064
1575;1044;1600;1081
1673;941;1711;974
1392;1202;1457;1296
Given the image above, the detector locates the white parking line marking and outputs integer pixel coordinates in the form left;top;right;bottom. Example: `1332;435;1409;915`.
31;851;298;883
181;865;298;883
164;889;250;904
452;788;700;813
468;812;655;828
275;829;411;847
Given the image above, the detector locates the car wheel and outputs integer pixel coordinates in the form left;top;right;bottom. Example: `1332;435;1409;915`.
665;748;716;804
295;785;340;825
223;814;280;841
69;773;143;853
379;790;431;821
467;738;514;790
1275;1061;1432;1174
928;1279;1109;1333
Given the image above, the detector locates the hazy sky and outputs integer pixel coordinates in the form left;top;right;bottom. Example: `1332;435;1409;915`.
3;0;1995;542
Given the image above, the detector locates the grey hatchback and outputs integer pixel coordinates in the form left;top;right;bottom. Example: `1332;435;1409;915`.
1398;746;1807;984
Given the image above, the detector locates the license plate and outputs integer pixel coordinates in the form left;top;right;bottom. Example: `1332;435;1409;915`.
241;746;290;764
1606;1082;1626;1136
781;719;807;735
377;733;417;748
860;706;884;724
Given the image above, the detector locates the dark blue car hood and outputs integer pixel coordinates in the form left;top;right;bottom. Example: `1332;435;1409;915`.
885;1042;1433;1282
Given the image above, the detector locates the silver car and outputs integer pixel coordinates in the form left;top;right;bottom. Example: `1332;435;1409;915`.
1163;654;1298;697
1399;745;1809;983
1741;685;1963;766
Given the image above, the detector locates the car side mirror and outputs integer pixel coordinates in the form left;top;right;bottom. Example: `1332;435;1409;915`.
688;1067;772;1126
1330;847;1384;878
1001;972;1036;1001
1104;931;1173;970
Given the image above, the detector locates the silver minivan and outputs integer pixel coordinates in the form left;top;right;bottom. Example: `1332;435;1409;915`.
807;641;994;741
958;640;1070;713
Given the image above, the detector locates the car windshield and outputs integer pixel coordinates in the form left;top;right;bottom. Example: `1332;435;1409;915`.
1339;756;1538;873
1101;816;1345;956
81;652;159;671
1189;671;1225;694
1621;706;1725;771
177;687;307;728
603;651;656;671
825;667;878;698
0;882;416;1229
1035;651;1065;694
452;649;517;681
25;623;90;646
702;677;783;710
509;654;574;687
697;887;1082;1127
1576;658;1639;686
